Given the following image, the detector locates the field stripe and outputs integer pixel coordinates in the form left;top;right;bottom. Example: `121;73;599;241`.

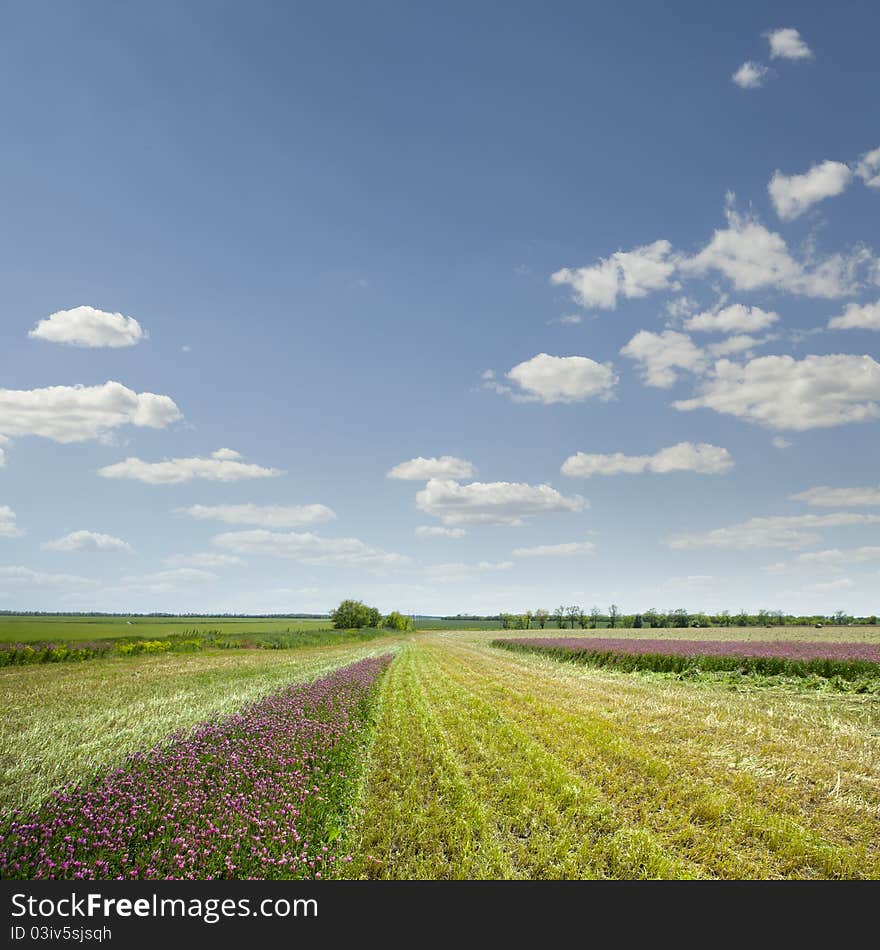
432;636;879;878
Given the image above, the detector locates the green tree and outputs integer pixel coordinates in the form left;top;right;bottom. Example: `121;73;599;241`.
608;604;620;629
534;608;549;629
331;599;380;629
383;611;412;631
555;605;567;629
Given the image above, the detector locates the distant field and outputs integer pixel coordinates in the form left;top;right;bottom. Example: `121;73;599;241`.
0;615;332;642
493;624;880;643
412;618;502;630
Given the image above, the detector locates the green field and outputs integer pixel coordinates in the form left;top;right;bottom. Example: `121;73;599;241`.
0;615;333;642
2;623;878;878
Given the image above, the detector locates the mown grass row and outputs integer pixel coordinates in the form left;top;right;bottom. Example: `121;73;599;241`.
492;639;880;690
344;636;880;878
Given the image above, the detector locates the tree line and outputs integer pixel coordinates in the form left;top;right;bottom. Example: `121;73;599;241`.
499;607;878;630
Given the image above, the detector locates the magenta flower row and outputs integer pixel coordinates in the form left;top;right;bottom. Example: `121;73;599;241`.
0;654;391;880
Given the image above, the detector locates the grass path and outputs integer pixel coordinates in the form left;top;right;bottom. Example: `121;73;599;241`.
0;638;402;812
346;634;880;879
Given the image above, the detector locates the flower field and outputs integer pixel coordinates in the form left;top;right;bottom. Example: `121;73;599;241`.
0;655;390;879
493;636;880;682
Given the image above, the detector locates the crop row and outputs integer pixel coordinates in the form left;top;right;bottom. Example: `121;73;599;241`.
0;627;390;666
492;637;880;683
0;655;391;879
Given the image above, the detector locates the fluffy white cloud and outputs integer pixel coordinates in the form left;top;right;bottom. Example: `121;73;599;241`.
0;506;23;538
789;485;880;507
0;435;8;468
772;436;792;449
668;513;880;550
827;299;880;331
0;382;181;444
212;530;408;569
415;526;467;538
674;354;880;430
768;161;852;220
682;203;867;297
685;304;779;333
620;330;705;388
42;530;132;553
766;27;813;60
176;502;335;527
562;441;733;478
732;61;769;89
856;146;880;189
28;306;147;348
416;478;586;526
98;449;281;484
550;240;676;310
0;566;96;588
503;353;618;404
387;456;476;481
163;552;245;568
511;541;596;557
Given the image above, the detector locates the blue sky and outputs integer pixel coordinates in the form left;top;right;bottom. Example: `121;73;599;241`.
1;1;879;616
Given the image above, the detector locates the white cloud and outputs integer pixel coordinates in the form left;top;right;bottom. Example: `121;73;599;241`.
550;240;677;310
685;304;779;333
0;381;182;444
415;526;467;539
119;568;218;593
797;547;880;568
665;296;699;319
0;435;9;467
0;566;96;588
772;436;792;449
387;456;476;481
766;27;813;61
855;146;880;189
674;354;880;430
424;560;515;583
28;306;147;348
827;299;880;331
620;330;705;388
682;202;868;297
503;353;618;404
668;512;880;550
177;502;336;527
416;478;586;526
562;441;733;478
558;314;583;325
655;574;717;593
42;530;132;553
768;161;852;220
789;485;880;507
732;61;769;89
0;506;23;538
98;449;281;484
803;577;854;594
511;541;596;558
212;530;408;569
163;552;245;568
707;334;768;357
